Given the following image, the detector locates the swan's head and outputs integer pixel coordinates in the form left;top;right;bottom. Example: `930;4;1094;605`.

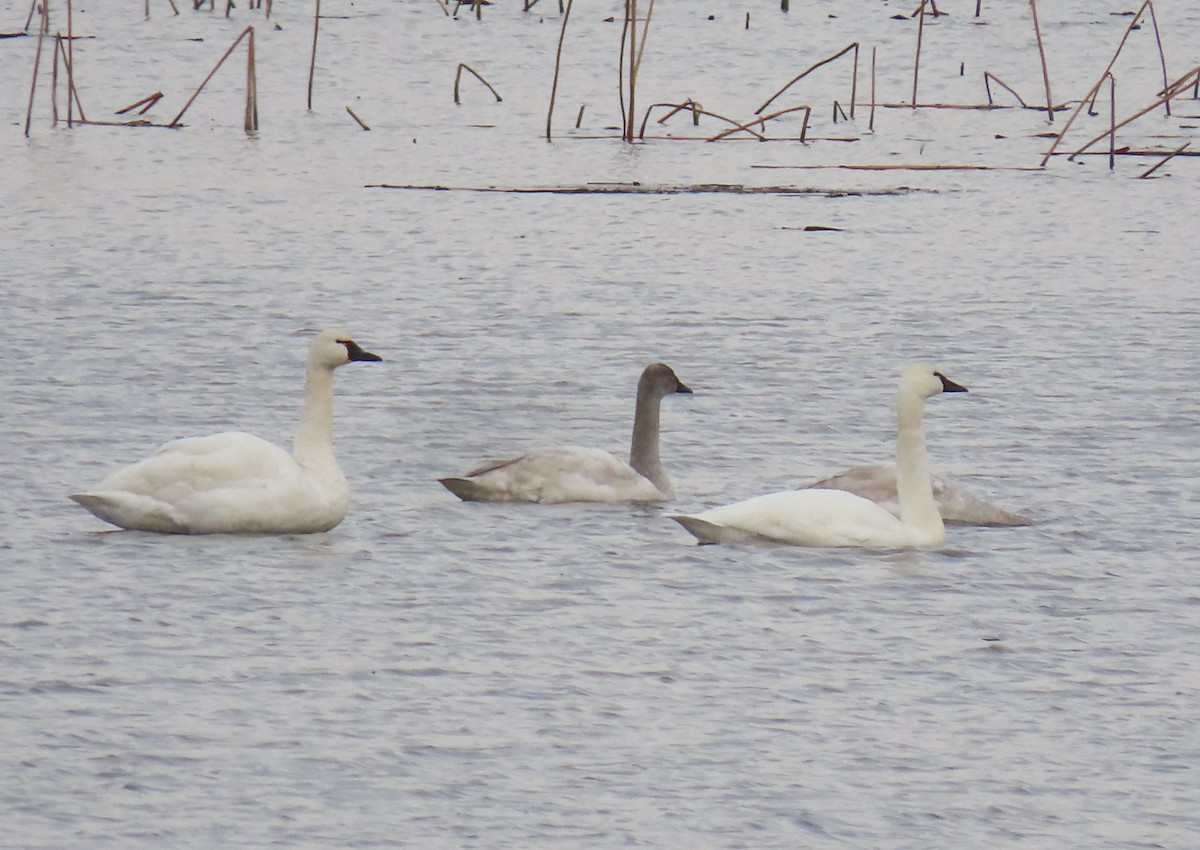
900;362;968;400
640;362;693;397
310;329;383;369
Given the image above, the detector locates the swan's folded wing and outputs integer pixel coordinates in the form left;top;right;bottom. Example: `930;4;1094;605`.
96;432;298;498
676;489;911;548
444;447;662;503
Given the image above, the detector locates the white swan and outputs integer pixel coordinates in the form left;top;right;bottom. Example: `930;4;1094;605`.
671;363;967;548
802;464;1031;526
70;329;381;534
439;362;692;503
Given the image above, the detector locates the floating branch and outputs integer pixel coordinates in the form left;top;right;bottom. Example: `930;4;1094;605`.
169;25;259;131
707;104;811;142
756;42;858;117
639;101;765;140
346;105;369;130
366;182;919;197
545;0;573;139
454;63;502;104
755;163;1044;172
983;72;1028;107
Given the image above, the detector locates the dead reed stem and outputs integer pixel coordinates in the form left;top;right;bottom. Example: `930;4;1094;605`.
245;25;258;131
1137;141;1189;178
169;26;258;128
67;0;75;126
1067;65;1200;161
1040;1;1168;165
1106;74;1115;170
454;63;502;104
639;102;765;140
756;43;858;116
912;0;927;108
346;105;369;130
546;0;573;140
51;33;59;125
434;0;450;16
55;36;88;124
623;0;637;141
983;72;1028;108
22;0;36;33
23;1;47;137
869;47;876;131
707;104;810;142
1028;0;1054;122
116;92;165;115
654;99;702;126
307;0;320;111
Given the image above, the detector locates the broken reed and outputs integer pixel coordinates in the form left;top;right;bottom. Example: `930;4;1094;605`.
1041;0;1172;165
454;64;502;104
169;25;259;132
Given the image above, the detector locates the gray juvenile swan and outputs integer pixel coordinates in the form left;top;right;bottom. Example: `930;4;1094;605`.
802;464;1031;526
70;329;381;534
671;363;966;547
440;362;692;503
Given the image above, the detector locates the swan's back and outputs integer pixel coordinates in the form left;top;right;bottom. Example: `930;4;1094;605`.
440;447;665;504
71;432;347;534
672;488;935;548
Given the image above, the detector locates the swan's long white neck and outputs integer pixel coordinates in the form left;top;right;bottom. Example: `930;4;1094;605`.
293;362;340;476
630;383;672;498
895;387;944;542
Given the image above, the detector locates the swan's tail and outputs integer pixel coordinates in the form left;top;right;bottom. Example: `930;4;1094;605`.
669;514;758;545
439;477;500;502
70;491;188;533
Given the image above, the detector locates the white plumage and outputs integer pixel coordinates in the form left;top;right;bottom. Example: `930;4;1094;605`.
671;363;968;548
70;329;381;534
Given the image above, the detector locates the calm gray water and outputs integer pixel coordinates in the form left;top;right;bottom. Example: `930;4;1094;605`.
2;2;1199;848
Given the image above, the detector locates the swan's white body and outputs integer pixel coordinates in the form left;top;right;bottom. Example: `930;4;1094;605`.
671;363;967;548
804;464;1031;526
70;329;381;534
440;363;692;504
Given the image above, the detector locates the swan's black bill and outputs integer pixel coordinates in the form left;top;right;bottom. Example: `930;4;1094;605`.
935;372;967;393
341;340;382;362
676;381;693;394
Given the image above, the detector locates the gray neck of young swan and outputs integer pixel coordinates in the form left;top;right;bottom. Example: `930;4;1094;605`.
293;361;340;476
629;381;672;498
895;387;944;542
